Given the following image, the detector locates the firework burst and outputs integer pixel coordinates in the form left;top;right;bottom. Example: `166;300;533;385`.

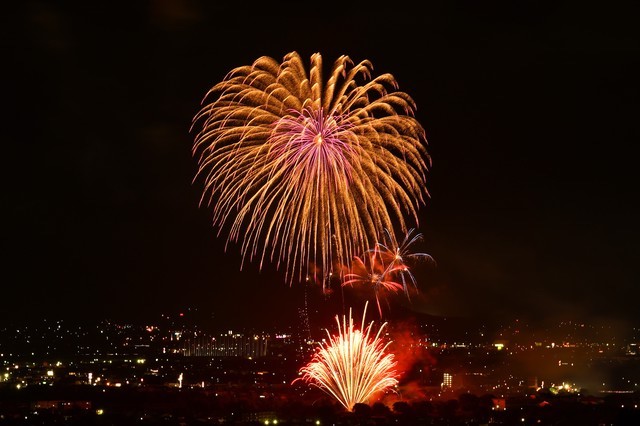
293;302;399;411
342;246;405;316
343;229;433;316
191;51;430;289
376;228;434;296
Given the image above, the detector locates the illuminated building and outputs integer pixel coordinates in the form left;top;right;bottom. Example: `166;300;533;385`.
182;332;269;357
442;372;452;389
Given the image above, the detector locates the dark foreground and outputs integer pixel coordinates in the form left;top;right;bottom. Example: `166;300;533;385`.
1;384;639;426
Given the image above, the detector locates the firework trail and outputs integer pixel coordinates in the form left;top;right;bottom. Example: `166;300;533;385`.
375;228;434;296
342;245;405;316
343;229;433;316
292;302;399;411
191;51;430;290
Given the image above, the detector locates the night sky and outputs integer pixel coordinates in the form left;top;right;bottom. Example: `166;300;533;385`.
4;1;639;331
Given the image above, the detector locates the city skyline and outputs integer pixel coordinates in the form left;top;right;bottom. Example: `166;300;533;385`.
4;1;639;330
1;310;637;424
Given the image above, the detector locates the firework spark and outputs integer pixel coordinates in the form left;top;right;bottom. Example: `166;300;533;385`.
343;229;433;315
375;228;434;296
293;302;399;411
342;246;406;316
191;52;430;289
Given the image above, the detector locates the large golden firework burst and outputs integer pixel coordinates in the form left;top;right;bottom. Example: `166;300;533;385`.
191;51;430;289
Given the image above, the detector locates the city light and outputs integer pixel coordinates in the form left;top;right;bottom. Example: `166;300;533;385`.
0;314;637;423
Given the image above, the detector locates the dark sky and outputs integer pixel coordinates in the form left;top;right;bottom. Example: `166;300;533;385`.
4;1;639;331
